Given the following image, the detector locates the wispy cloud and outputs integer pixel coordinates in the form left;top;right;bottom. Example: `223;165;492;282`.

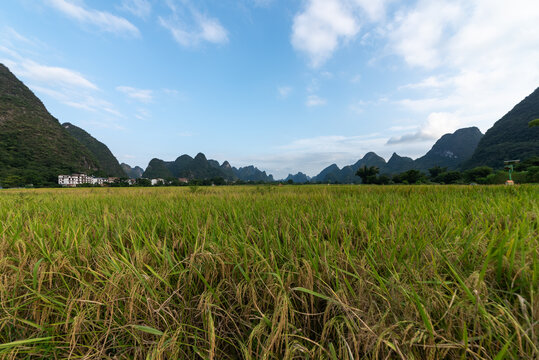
1;26;125;132
119;0;152;19
116;86;153;103
278;86;292;98
17;60;98;90
47;0;139;36
233;130;427;179
135;108;151;121
306;95;326;107
31;84;123;118
160;1;228;47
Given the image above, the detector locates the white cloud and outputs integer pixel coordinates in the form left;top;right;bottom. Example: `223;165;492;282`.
389;0;539;142
387;112;461;144
31;84;123;116
234;130;429;178
389;0;464;69
306;95;327;107
116;86;153;103
47;0;139;36
291;0;389;67
278;86;292;98
120;0;152;19
11;60;98;90
352;0;388;21
0;26;124;129
400;76;451;91
291;0;359;67
160;2;228;47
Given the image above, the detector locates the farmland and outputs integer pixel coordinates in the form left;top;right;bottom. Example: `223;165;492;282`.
0;185;537;359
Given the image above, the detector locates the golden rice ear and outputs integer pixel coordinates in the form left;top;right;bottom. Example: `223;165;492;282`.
0;186;537;358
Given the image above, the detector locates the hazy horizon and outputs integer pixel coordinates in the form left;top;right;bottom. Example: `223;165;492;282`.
1;0;539;178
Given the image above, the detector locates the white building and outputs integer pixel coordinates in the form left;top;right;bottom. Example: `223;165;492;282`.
92;177;107;186
58;174;109;187
58;174;93;187
151;178;165;186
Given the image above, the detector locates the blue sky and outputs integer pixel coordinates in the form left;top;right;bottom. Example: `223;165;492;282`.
1;0;539;178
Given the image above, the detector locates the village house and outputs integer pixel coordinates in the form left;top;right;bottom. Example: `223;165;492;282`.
58;174;110;187
151;178;165;186
58;174;93;187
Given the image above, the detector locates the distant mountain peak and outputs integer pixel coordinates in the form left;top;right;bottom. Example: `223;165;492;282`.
415;126;483;170
363;151;380;159
142;153;274;182
194;152;207;161
121;163;144;179
284;172;311;183
176;154;193;161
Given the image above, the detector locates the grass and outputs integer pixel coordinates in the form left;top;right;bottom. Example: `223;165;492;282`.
0;185;537;359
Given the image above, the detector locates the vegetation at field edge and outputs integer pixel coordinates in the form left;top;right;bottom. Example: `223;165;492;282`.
0;185;537;359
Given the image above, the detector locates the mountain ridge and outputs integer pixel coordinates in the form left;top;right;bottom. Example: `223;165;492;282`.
466;87;539;168
0;63;101;187
311;127;484;183
141;153;274;182
62;122;126;178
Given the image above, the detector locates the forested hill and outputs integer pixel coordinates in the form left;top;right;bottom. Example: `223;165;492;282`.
0;64;100;187
415;127;483;170
62;122;126;178
142;153;274;182
465;86;539;168
312;127;483;183
121;163;144;179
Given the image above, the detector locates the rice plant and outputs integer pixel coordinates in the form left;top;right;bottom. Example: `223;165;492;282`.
0;185;537;359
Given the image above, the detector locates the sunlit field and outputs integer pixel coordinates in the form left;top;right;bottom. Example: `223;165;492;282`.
0;185;537;359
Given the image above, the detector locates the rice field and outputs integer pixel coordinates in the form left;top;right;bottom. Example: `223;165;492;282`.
0;185;537;359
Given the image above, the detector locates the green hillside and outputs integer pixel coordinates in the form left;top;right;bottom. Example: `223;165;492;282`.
121;163;144;179
416;127;483;170
62;122;126;177
142;153;274;182
0;64;100;187
143;158;173;179
466;87;539;168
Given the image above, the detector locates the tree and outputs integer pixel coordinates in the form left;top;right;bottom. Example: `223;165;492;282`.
428;166;447;179
435;171;462;184
393;169;426;184
529;118;539;127
375;174;391;185
464;166;493;183
356;166;379;184
1;175;24;188
135;178;152;187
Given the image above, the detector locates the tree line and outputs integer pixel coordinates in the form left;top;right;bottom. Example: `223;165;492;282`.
355;156;539;185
